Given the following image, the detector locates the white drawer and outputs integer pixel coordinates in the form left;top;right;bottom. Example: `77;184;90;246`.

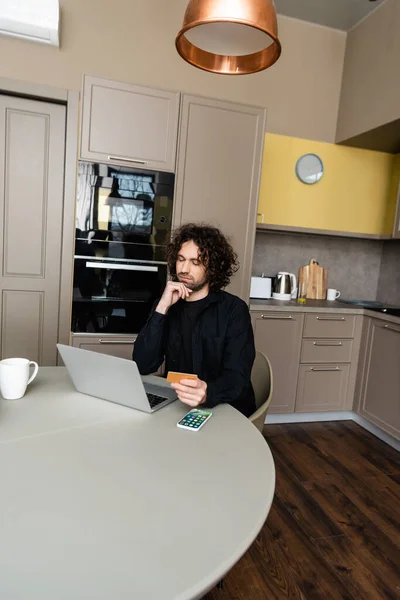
304;314;355;339
301;339;353;363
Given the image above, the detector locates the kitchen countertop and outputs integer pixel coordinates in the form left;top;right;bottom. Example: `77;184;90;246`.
249;299;400;326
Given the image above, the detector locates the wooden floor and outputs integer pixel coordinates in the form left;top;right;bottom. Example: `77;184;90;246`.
203;421;400;600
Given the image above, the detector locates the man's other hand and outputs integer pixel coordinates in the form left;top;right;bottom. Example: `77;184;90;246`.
171;378;207;407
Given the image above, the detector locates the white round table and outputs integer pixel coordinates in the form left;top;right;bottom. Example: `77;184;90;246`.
0;368;275;600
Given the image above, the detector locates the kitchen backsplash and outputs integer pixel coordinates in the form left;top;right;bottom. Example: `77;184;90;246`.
253;231;388;301
377;240;400;305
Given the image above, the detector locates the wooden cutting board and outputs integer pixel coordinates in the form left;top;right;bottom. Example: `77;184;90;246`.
298;258;327;299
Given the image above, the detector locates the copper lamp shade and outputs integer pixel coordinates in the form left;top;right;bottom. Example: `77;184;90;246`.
175;0;281;75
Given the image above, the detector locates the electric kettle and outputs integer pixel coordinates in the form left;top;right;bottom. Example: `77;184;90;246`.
272;271;297;300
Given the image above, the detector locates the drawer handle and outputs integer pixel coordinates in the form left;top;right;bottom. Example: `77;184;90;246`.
382;324;400;333
310;367;341;372
108;155;149;165
99;339;135;345
313;342;343;347
316;317;345;321
261;315;293;320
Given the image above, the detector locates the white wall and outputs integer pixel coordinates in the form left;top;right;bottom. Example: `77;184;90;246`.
0;0;346;143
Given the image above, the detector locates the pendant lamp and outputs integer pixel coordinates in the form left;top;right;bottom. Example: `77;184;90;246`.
175;0;281;75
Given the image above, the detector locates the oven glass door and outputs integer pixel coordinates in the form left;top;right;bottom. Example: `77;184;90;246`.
76;162;174;262
72;258;166;334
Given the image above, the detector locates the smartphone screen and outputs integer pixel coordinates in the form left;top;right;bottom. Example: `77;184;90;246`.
177;408;212;430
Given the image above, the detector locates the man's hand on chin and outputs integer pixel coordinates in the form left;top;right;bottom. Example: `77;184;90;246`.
171;378;207;408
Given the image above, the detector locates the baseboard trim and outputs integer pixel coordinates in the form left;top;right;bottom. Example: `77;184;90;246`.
265;411;354;424
265;411;400;451
351;414;400;452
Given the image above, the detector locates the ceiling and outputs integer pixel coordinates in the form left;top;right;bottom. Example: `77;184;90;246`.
274;0;387;31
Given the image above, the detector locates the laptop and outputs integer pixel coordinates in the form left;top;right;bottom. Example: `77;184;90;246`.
57;344;177;413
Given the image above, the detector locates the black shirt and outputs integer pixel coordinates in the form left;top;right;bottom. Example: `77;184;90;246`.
133;291;256;417
179;296;210;374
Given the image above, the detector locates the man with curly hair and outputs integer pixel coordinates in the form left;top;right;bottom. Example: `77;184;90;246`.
133;223;256;417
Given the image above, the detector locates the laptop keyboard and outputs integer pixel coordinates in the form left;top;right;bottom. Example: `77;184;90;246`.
147;392;167;409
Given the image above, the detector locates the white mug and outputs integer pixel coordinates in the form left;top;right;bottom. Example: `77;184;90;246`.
327;288;341;301
0;358;39;400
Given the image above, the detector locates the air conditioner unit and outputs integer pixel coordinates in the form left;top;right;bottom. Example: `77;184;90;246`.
0;0;60;47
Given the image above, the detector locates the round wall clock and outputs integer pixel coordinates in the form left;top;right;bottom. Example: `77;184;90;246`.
295;153;324;184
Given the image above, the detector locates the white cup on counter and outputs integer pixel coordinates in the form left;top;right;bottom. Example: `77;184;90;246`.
327;288;341;301
0;358;39;400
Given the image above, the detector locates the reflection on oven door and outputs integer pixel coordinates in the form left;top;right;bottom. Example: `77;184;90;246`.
72;259;167;334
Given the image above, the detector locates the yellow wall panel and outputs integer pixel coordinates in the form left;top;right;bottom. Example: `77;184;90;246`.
258;134;395;235
384;153;400;234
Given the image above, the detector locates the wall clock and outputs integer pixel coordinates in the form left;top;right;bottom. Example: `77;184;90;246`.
295;153;324;184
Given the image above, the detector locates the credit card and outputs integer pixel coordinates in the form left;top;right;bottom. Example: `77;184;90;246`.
167;371;198;384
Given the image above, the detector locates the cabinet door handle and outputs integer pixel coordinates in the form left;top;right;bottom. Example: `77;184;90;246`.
310;367;341;372
316;317;345;321
108;155;149;165
99;339;135;345
261;315;293;320
313;342;343;346
382;324;400;333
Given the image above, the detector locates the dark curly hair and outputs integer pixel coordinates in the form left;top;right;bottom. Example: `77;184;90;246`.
166;223;239;291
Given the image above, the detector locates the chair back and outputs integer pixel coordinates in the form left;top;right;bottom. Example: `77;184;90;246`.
249;351;273;432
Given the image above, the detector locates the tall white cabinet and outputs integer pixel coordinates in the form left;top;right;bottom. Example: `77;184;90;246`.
0;95;66;365
174;95;266;300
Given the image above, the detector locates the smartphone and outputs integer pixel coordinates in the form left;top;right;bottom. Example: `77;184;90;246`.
177;408;213;431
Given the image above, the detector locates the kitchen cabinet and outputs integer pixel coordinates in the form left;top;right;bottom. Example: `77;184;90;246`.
174;94;266;301
257;133;395;238
335;0;399;149
251;311;304;413
300;339;353;364
358;318;400;440
251;308;362;415
303;313;356;339
252;307;400;436
296;364;350;412
0;94;66;365
80;75;180;172
71;334;164;375
297;312;362;412
351;316;371;414
71;334;136;361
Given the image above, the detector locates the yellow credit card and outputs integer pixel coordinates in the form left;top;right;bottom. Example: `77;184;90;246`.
167;371;198;384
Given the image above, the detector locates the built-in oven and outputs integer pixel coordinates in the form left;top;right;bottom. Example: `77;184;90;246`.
72;257;167;334
72;161;174;334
